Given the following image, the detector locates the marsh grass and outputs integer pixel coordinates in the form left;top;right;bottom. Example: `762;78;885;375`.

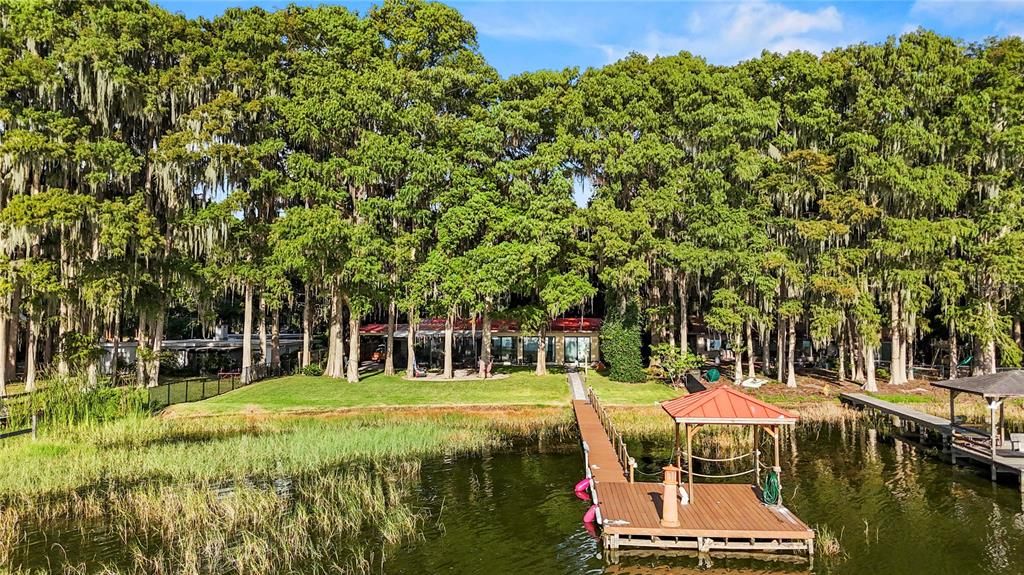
816;524;845;558
4;464;427;575
0;506;19;569
0;407;573;498
0;406;577;574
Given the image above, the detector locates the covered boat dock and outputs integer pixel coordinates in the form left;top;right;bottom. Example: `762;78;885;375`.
574;384;814;556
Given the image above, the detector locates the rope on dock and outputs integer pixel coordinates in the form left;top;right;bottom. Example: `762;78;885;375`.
690;452;753;463
686;468;756;479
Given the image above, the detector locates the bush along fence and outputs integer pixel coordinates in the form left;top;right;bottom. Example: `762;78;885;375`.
0;405;40;441
0;388;52;441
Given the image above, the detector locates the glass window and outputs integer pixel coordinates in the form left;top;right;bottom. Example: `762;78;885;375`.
523;337;555;364
564;336;591;364
491;336;516;363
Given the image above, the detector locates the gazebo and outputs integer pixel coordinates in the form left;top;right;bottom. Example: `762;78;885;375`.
661;385;799;504
933;370;1024;480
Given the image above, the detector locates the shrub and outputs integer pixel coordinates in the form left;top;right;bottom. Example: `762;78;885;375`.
35;376;148;429
302;364;324;377
601;317;645;383
650;344;703;386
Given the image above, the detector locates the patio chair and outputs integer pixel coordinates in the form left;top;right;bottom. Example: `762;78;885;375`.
1010;433;1024;453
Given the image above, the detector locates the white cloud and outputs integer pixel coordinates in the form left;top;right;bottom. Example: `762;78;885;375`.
726;3;842;42
467;8;590;43
596;1;848;65
910;0;1024;25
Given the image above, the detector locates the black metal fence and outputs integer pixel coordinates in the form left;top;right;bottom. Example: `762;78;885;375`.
0;391;42;441
147;361;297;409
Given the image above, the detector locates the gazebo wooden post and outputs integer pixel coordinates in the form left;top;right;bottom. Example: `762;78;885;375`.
949;390;959;463
685;422;694;504
674;421;682;468
772;425;782;506
989;397;998;481
999;400;1006;448
753;426;761;486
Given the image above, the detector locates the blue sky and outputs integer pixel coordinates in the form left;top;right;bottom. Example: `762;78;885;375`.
157;0;1024;76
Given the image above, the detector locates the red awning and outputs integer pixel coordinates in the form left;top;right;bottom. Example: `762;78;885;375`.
359;317;602;335
661;385;798;425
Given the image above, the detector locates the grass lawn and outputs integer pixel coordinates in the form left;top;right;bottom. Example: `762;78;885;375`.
871;392;933;404
168;368;685;416
169;370;572;415
583;371;678;405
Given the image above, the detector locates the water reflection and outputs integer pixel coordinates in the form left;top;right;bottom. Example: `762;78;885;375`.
388;419;1024;575
8;418;1024;574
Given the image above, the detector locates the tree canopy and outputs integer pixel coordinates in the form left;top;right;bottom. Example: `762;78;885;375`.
1;1;1022;390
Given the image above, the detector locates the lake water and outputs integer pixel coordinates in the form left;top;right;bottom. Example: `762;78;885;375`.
9;419;1024;574
386;421;1024;575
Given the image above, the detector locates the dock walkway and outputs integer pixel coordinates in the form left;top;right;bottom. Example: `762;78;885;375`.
840;392;1024;489
573;388;814;555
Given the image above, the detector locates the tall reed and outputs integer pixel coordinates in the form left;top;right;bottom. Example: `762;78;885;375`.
5;464;426;575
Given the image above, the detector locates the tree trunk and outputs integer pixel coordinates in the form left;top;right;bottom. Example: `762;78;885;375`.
905;310;915;381
302;284;313;369
406;305;416;378
786;317;797;388
678;275;689;354
147;308;164;387
837;320;846;383
745;319;755;377
0;293;8;394
6;284;20;380
136;310;148;386
948;319;958;380
42;300;54;370
1014;317;1022;349
984;339;997;374
384;298;396;376
110;309;121;377
776;313;785;383
324;285;345;378
761;323;771;378
344;292;360;383
443;310;454;379
258;295;268;366
888;290;905;385
535;328;548;376
863;343;878;392
734;332;745;383
25;316;38;392
665;268;676;349
480;305;492;378
242;283;254;383
849;317;864;383
271;308;281;371
650;280;662;347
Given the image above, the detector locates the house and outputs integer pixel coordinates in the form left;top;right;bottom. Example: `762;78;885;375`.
358;317;602;370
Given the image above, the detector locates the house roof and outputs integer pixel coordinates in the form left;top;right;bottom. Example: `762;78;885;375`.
661;385;798;425
932;370;1024;399
359;317;602;336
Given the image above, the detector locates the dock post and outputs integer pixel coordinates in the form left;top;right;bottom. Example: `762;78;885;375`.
661;466;681;528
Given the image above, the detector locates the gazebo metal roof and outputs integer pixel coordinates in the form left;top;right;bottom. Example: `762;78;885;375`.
661;385;799;425
932;370;1024;399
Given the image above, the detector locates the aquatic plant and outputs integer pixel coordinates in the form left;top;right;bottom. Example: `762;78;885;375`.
815;524;845;558
4;464;426;575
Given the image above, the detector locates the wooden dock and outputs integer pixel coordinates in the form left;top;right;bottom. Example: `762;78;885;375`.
839;392;1024;490
573;392;815;555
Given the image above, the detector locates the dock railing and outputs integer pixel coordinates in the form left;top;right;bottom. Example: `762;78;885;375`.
587;386;637;482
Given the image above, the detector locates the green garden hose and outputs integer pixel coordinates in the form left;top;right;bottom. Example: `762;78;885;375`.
761;469;780;505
